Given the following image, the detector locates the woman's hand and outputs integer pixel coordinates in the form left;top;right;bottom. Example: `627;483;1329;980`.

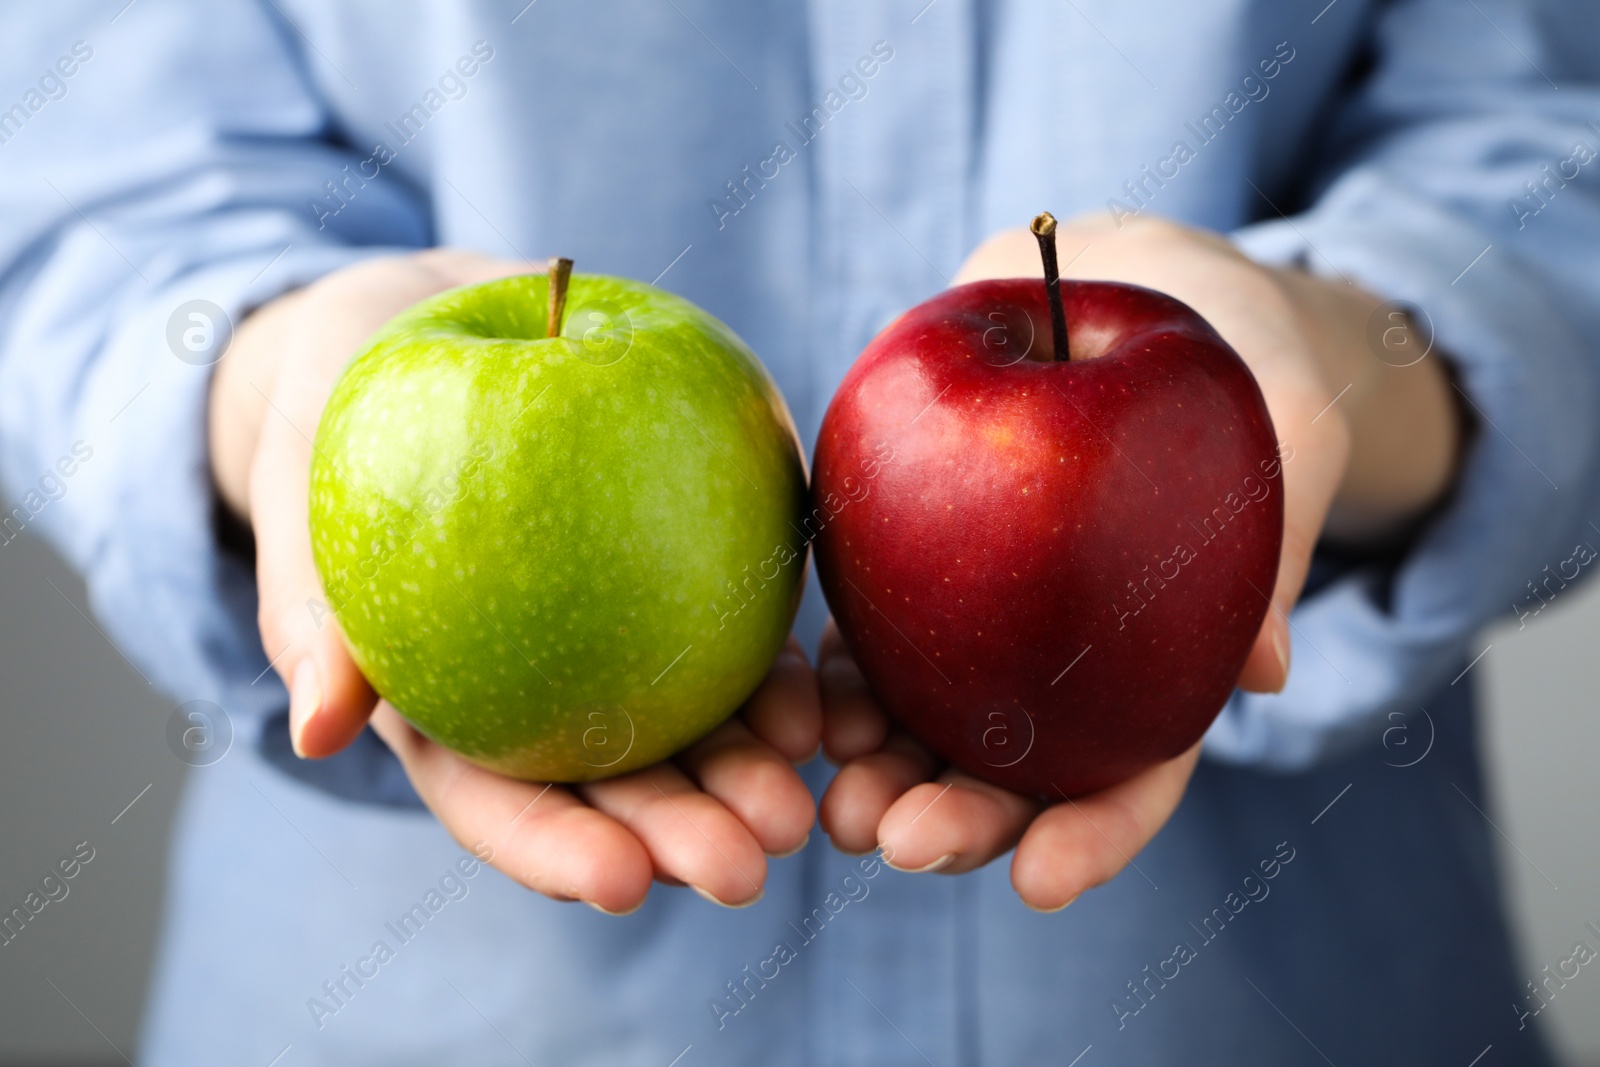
211;249;820;914
820;618;1202;909
817;214;1462;910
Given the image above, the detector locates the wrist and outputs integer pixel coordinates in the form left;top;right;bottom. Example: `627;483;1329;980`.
1273;268;1463;544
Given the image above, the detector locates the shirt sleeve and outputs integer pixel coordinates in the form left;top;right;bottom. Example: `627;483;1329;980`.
1208;0;1600;769
0;4;428;740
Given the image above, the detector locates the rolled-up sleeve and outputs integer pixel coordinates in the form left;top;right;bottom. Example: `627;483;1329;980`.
1211;0;1600;769
0;3;427;729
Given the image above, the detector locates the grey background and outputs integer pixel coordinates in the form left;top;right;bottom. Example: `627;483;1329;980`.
1;528;1597;1065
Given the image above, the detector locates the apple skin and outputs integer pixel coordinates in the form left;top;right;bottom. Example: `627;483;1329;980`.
812;279;1283;797
310;273;808;782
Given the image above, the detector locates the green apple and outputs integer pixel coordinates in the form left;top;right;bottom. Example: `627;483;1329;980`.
309;269;808;781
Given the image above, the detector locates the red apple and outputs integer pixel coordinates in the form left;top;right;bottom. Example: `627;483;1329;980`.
812;221;1283;797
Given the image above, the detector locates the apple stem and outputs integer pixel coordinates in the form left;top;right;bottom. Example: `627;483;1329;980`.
546;256;574;338
1030;213;1070;362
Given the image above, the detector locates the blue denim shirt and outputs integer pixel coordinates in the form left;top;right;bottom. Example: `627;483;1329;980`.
2;1;1598;1062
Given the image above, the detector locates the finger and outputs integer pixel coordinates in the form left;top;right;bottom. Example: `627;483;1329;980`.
1236;610;1290;695
819;620;891;762
370;704;654;914
818;730;942;855
579;764;768;907
1237;403;1349;693
739;637;821;763
1011;741;1201;911
251;253;532;757
251;397;378;759
676;717;814;857
876;772;1041;875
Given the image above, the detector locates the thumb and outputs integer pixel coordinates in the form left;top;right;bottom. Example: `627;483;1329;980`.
1235;416;1348;694
245;251;538;756
250;363;378;760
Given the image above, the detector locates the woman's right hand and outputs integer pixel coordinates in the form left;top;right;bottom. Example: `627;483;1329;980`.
210;250;820;914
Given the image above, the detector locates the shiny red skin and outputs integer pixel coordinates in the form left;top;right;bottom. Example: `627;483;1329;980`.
812;279;1283;797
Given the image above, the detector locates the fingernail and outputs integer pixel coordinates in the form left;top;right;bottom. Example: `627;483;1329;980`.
587;899;644;917
1026;893;1080;915
691;884;764;909
884;851;955;874
767;833;810;859
288;658;322;759
1271;626;1290;692
775;648;808;670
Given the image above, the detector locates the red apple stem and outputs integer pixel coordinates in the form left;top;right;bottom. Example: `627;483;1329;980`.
547;256;574;338
1030;213;1070;362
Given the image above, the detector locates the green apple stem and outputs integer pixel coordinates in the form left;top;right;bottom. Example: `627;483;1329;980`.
547;256;574;338
1030;213;1070;362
